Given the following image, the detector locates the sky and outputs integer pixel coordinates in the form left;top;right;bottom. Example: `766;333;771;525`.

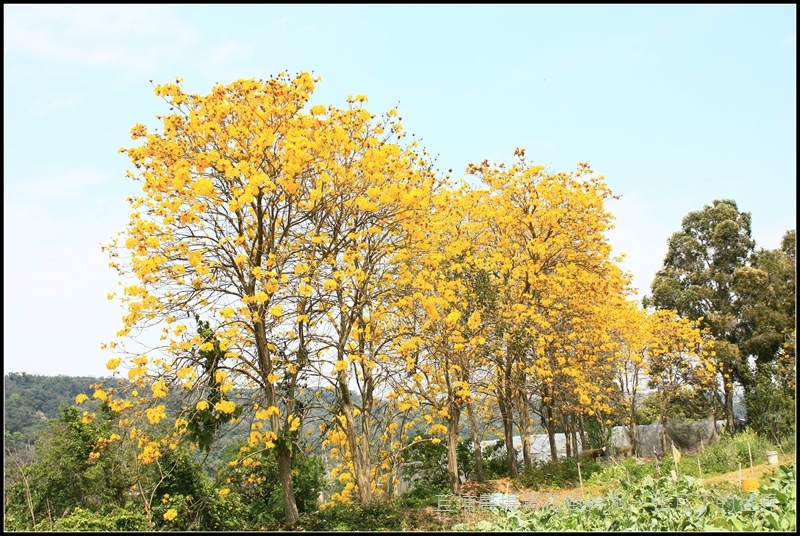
4;4;796;378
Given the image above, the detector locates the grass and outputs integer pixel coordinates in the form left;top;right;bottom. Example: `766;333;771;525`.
582;428;795;495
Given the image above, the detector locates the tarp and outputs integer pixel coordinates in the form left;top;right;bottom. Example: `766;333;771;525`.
481;432;568;463
481;418;723;461
611;419;722;457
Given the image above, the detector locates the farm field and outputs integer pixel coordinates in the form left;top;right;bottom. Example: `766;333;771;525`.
444;460;796;531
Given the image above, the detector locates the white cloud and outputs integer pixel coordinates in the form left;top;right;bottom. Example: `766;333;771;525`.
4;5;196;72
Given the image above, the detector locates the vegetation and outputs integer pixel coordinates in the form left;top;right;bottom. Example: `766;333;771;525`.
3;71;794;530
4;373;108;446
455;464;796;532
645;201;795;433
516;456;605;491
3;376;796;530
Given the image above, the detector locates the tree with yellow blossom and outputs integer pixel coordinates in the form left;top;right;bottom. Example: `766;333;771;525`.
641;309;716;453
388;183;497;494
105;72;441;523
466;150;626;468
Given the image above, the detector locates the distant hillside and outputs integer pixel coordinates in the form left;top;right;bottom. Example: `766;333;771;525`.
3;373;361;472
4;373;110;443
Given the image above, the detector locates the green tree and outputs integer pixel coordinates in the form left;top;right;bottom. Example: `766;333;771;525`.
735;230;796;374
742;360;796;442
645;199;755;431
736;230;796;438
3;405;132;530
143;445;245;531
4;373;105;444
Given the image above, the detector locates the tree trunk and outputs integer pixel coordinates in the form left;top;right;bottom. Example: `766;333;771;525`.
570;414;579;457
723;379;735;433
255;325;300;525
628;368;639;456
466;401;485;483
496;384;518;477
563;414;572;458
659;409;669;456
543;386;558;461
446;405;462;494
336;369;373;507
517;389;533;471
350;430;373;506
277;445;300;525
578;413;588;452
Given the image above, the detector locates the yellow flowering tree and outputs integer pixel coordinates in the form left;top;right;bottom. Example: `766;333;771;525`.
105;72;440;522
286;92;442;508
389;184;496;494
607;295;650;455
642;309;716;453
467;150;626;467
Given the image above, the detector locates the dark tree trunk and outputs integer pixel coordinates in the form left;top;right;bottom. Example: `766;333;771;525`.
543;385;558;461
446;405;462;494
277;444;300;526
517;389;533;471
466;402;485;483
497;385;518;477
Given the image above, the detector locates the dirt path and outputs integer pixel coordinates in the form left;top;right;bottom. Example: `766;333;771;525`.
703;452;795;488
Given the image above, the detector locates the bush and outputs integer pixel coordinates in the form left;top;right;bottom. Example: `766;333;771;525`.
634;390;714;425
298;501;408;531
585;456;667;491
215;439;326;529
584;429;795;494
46;506;148;532
399;435;451;500
697;427;777;475
516;456;603;491
481;439;512;479
743;364;796;442
583;417;612;450
397;484;446;509
3;405;138;531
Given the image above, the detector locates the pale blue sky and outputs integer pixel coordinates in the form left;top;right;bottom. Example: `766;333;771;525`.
4;4;796;377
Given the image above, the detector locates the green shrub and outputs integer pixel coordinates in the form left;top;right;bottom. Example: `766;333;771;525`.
583;417;612;450
44;506;148;532
698;427;778;474
516;456;603;491
743;362;796;442
399;435;451;500
215;438;326;529
397;484;445;508
298;501;408;531
635;390;714;425
481;439;512;479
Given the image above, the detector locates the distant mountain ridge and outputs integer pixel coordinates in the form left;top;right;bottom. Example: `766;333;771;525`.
4;373;112;442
